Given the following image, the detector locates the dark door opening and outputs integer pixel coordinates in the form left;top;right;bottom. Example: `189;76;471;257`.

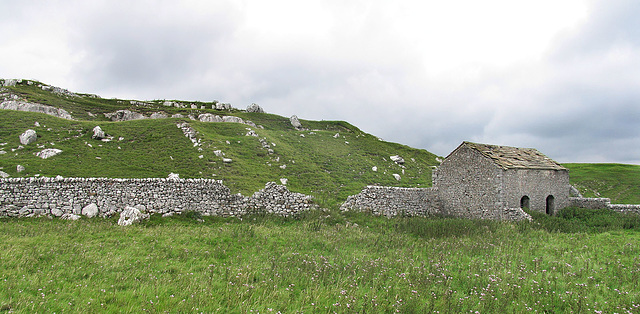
546;195;555;215
520;196;530;209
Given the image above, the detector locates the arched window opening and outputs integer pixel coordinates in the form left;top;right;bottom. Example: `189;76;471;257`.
520;196;530;210
546;195;555;215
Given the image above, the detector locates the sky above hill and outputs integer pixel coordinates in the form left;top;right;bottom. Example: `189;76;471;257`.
1;0;639;164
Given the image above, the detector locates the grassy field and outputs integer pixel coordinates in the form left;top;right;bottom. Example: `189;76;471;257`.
1;209;640;313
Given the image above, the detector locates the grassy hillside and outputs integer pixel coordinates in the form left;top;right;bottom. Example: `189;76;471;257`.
565;163;640;204
0;80;439;207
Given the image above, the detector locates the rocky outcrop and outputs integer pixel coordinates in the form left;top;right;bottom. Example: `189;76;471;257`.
198;113;223;122
104;110;146;121
19;129;37;145
390;155;405;165
0;100;74;120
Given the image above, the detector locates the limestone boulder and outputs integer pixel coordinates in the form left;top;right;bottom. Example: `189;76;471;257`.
393;173;401;181
92;126;105;140
222;116;244;124
118;206;150;226
81;203;99;218
390;155;405;165
246;103;265;113
16;165;25;173
19;129;37;145
290;115;303;129
0;171;9;178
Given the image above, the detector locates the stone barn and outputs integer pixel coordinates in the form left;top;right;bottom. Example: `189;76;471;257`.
433;142;570;219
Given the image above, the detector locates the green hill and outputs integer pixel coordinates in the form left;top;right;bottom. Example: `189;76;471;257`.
565;163;640;204
0;79;439;207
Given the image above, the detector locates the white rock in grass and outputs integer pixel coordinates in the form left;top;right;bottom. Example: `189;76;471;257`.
0;171;9;178
92;126;105;140
390;155;405;164
35;148;62;159
118;206;150;226
280;178;288;185
19;129;37;145
167;173;180;180
372;166;377;172
17;165;25;173
393;173;401;181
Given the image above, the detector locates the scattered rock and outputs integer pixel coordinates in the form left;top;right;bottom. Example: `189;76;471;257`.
246;103;265;113
279;164;287;169
19;129;37;145
16;165;24;173
167;173;180;180
280;178;288;185
333;133;340;138
34;121;40;127
393;173;401;181
222;158;233;164
92;126;105;140
81;203;99;218
117;206;150;226
214;150;224;157
290;115;303;129
372;166;378;172
245;129;258;137
35;148;62;159
0;171;9;178
171;113;184;118
390;155;405;165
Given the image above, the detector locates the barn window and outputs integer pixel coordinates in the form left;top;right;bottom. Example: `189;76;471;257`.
546;195;555;215
520;196;530;209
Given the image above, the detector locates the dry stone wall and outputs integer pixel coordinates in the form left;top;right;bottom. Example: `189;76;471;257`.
0;177;316;218
341;186;441;217
570;197;640;214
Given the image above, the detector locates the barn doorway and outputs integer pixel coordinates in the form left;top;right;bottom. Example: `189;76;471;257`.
546;195;555;215
520;196;530;209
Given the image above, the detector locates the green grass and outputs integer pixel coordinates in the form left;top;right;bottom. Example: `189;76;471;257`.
565;163;640;204
1;209;639;312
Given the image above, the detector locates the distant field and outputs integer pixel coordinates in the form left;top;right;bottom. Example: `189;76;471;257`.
1;210;639;313
565;163;640;204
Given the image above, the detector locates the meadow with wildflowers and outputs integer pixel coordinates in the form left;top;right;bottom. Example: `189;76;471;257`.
1;208;639;313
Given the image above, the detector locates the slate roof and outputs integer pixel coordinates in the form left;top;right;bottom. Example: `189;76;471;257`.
461;142;567;171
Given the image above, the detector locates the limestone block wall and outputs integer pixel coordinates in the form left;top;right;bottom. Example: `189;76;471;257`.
570;197;640;214
340;186;441;217
0;177;316;218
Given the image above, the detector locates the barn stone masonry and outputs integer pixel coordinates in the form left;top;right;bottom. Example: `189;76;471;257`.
0;177;316;218
341;186;441;217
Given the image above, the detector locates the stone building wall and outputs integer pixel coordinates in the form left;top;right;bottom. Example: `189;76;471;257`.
0;177;316;218
340;186;441;217
502;168;570;215
434;145;505;219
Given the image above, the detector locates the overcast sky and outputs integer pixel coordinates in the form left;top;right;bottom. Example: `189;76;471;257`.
1;0;639;164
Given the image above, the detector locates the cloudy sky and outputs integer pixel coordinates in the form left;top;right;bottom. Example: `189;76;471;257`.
1;0;639;164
